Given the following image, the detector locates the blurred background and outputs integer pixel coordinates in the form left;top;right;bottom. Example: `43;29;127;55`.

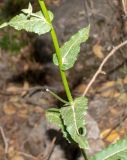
0;0;127;160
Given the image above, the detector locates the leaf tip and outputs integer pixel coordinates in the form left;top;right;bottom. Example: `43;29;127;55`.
22;2;33;14
0;22;8;29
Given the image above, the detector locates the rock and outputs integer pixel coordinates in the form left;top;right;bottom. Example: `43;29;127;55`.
24;118;47;156
86;114;105;156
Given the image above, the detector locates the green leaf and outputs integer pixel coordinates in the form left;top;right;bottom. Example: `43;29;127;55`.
0;6;53;35
0;22;8;28
46;108;63;128
22;2;33;15
46;108;71;141
60;96;89;149
53;25;90;70
8;11;53;35
90;137;127;160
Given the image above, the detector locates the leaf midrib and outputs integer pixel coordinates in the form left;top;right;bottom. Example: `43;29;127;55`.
71;102;79;135
62;35;82;64
98;145;127;160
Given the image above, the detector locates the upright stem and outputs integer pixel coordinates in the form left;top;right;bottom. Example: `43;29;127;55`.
38;1;88;160
38;0;73;103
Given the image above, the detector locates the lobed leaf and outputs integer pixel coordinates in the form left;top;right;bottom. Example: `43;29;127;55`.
46;108;62;128
60;97;89;149
8;11;53;35
53;25;90;70
46;108;71;142
90;137;127;160
0;4;53;35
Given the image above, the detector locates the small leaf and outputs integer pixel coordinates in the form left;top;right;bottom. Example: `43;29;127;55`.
8;11;53;35
90;137;127;160
53;25;90;70
46;108;62;128
46;108;71;141
22;2;33;14
0;8;53;35
0;22;8;28
60;97;89;149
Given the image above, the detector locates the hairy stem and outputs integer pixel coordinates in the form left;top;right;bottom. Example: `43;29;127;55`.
38;0;73;103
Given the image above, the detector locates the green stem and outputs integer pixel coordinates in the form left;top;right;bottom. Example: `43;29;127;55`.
38;1;88;160
38;0;73;103
81;149;89;160
46;88;69;104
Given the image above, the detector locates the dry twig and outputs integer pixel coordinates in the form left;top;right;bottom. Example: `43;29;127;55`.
122;0;127;15
0;126;8;154
18;151;37;160
83;40;127;96
39;137;56;160
46;137;56;160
